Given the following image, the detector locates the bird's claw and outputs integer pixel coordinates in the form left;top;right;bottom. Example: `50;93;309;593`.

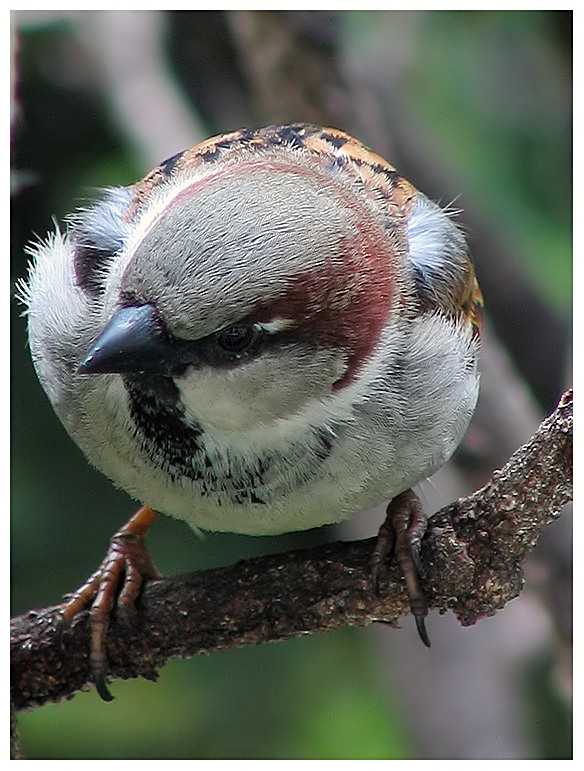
59;506;160;701
371;489;431;647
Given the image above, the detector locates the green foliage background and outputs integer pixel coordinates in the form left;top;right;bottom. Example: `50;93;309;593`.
11;10;571;760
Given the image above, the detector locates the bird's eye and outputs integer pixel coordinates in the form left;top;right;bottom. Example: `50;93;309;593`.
216;324;258;355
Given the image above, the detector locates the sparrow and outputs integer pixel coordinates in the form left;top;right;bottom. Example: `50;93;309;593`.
19;123;482;700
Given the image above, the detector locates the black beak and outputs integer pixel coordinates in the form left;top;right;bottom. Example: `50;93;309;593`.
78;304;172;375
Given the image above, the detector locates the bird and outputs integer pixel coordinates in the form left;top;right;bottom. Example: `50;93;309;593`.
19;123;483;701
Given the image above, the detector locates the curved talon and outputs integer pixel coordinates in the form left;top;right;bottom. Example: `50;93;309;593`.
58;506;160;701
415;614;431;648
94;664;114;702
372;489;431;646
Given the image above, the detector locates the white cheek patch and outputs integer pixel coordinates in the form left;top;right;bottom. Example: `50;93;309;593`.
176;367;264;434
173;344;350;450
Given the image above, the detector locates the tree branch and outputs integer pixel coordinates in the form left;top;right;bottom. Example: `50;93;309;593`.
11;389;572;711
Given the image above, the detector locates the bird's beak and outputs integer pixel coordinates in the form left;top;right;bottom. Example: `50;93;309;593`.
78;304;170;375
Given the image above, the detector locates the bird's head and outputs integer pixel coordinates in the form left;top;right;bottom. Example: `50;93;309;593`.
76;125;416;437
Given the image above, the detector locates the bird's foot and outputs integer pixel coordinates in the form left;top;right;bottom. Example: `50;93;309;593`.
59;505;161;701
370;489;430;647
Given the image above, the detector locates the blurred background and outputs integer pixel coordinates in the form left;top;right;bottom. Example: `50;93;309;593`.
11;9;572;760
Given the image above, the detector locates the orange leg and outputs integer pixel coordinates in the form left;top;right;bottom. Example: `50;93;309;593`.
61;506;161;701
370;489;430;647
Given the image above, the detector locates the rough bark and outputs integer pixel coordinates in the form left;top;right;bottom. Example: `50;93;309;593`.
11;389;572;712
